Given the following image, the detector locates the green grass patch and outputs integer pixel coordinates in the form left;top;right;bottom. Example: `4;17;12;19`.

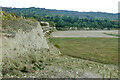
50;37;118;65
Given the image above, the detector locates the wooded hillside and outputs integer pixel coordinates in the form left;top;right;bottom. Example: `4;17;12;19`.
2;7;118;30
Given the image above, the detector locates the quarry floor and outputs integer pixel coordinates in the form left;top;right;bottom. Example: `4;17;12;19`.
50;30;118;78
52;30;118;38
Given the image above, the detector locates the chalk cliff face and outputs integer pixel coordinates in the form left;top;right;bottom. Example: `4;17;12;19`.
3;21;48;52
2;19;49;57
2;19;54;77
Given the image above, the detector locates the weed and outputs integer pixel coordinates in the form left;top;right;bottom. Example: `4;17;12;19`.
34;63;44;70
32;67;36;71
9;67;13;71
31;60;36;64
25;51;29;62
13;48;16;51
103;33;118;37
109;72;112;80
10;70;18;76
47;32;51;35
54;43;60;49
103;72;105;80
34;51;38;62
31;49;38;62
20;66;28;73
13;60;19;67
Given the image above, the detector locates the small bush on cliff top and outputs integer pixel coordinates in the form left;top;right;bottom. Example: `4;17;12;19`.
2;11;19;21
26;17;37;22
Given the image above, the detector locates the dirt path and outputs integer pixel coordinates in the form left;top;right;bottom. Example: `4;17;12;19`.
52;30;118;38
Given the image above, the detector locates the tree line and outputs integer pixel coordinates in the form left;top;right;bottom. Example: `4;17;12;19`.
2;7;118;30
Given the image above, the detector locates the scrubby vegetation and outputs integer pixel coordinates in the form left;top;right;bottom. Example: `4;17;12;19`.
2;7;118;30
2;11;38;35
54;43;61;49
2;48;49;77
2;11;18;21
103;33;119;37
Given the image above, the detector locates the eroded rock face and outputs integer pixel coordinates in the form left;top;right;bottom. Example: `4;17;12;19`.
4;21;49;56
2;20;49;56
40;21;49;27
2;19;51;77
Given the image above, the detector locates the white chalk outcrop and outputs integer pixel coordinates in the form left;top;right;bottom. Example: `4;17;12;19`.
2;20;49;59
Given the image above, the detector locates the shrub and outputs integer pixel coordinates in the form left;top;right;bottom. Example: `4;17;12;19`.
20;66;28;72
54;43;60;49
2;11;19;21
27;17;37;22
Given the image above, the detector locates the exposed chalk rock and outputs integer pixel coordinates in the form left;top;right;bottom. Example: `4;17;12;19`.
2;19;49;59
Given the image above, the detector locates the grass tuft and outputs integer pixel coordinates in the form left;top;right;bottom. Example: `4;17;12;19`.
20;66;28;73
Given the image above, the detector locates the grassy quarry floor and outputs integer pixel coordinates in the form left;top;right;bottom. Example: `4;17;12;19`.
50;37;118;65
48;38;118;78
49;31;118;78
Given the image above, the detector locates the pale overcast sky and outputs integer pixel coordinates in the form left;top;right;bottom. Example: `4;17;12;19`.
0;0;119;13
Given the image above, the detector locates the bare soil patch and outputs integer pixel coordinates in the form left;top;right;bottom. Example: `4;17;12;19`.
52;30;118;38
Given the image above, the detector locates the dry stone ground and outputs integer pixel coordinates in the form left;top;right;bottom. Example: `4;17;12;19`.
52;30;118;38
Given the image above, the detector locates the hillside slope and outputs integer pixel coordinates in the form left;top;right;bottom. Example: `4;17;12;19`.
2;7;118;30
3;7;118;20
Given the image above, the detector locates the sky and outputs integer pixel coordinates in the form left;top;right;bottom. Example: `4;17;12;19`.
0;0;120;13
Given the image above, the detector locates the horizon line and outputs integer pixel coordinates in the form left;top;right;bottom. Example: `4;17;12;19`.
1;6;118;14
